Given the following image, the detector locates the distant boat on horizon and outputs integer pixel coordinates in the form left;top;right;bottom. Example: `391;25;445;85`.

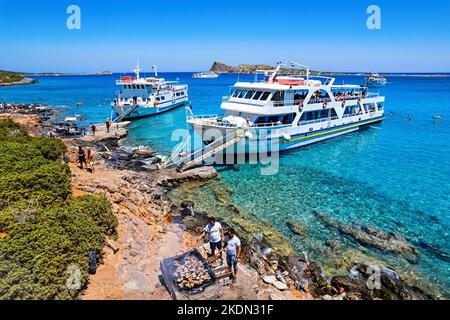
192;71;219;79
365;73;387;87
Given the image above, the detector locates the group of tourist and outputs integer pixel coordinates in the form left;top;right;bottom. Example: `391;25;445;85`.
77;145;96;173
334;88;367;101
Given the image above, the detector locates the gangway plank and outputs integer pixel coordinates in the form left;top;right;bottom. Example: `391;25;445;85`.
179;135;243;172
113;104;139;123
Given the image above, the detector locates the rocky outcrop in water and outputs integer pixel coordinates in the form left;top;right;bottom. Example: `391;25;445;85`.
314;210;421;264
286;220;308;238
416;241;450;263
330;263;434;300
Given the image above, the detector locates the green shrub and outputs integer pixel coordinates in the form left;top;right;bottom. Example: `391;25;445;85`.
0;120;118;300
0;196;117;300
0;71;24;84
31;137;67;161
0;142;71;210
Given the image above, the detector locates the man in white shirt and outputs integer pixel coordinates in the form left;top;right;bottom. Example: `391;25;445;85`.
198;216;224;256
224;228;241;281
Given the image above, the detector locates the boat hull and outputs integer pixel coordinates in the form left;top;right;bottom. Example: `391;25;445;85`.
190;117;383;156
114;99;187;120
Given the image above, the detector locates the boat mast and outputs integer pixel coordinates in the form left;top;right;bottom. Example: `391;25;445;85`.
289;61;310;81
133;61;141;80
267;62;283;83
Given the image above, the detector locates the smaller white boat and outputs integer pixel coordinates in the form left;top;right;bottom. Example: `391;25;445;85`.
111;64;189;122
192;71;219;79
365;73;387;87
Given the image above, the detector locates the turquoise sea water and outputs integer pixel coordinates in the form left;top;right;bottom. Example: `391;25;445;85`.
1;73;449;296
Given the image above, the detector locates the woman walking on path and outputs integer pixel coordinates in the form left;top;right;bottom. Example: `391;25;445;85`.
87;149;96;173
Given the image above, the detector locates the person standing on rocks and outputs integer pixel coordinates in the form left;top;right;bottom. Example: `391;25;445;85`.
90;123;96;136
87;149;96;173
224;228;241;282
78;146;87;169
198;216;224;257
106;118;111;133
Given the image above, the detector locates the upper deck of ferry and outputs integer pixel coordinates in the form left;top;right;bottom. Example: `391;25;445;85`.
222;71;382;115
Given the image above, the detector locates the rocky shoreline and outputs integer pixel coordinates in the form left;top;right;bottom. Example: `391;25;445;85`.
0;108;438;300
0;77;37;86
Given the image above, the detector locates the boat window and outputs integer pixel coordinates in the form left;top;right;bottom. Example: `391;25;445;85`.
343;105;361;115
281;113;296;124
309;89;331;103
244;90;255;99
156;97;160;101
299;113;305;121
271;91;284;102
260;92;271;101
298;109;337;124
232;89;241;98
294;90;308;101
268;116;280;123
377;102;384;111
363;103;376;112
255;116;268;124
252;91;263;100
160;96;166;101
238;90;247;98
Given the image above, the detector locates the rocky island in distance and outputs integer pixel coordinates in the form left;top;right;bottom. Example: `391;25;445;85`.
0;70;37;87
209;61;450;77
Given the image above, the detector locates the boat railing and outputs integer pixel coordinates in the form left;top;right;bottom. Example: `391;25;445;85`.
189;114;220;120
222;96;269;106
272;99;306;107
342;113;364;118
307;97;332;104
334;92;379;101
298;116;339;126
251;122;291;128
189;115;290;129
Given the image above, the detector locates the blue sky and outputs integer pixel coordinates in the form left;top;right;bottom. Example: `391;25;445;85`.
0;0;449;72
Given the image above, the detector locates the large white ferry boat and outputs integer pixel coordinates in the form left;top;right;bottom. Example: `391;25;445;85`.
187;62;385;155
192;71;219;79
111;65;188;121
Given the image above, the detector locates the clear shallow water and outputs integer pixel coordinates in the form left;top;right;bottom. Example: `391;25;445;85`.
1;73;449;296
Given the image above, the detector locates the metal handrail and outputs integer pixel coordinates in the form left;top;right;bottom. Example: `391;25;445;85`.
272;99;306;107
298;116;338;126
